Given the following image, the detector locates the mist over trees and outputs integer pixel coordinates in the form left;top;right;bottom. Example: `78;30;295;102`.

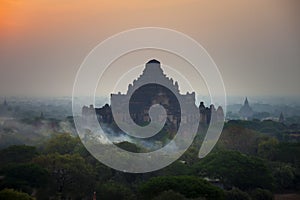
0;118;299;199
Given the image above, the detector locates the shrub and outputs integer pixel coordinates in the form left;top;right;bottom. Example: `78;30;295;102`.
139;176;224;200
250;188;273;200
0;189;34;200
225;188;251;200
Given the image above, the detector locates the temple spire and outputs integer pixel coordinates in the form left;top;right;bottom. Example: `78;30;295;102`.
279;112;284;123
244;97;249;106
3;97;7;106
239;97;253;120
143;59;164;77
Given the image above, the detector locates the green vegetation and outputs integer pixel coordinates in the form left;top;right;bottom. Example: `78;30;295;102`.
138;176;224;200
97;182;135;200
192;150;274;190
0;119;300;199
0;145;38;165
0;188;35;200
225;188;251;200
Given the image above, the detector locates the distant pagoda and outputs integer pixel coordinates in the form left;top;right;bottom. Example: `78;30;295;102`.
239;97;254;120
3;98;7;106
279;112;284;123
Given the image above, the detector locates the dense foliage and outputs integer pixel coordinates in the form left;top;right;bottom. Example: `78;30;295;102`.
138;176;224;200
0;119;300;199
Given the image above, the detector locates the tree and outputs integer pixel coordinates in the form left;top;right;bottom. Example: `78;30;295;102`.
138;176;224;200
225;188;251;200
271;162;296;190
156;161;191;176
115;141;142;153
0;145;38;166
0;163;48;193
96;182;135;200
257;137;279;160
193;150;274;190
42;133;81;155
0;189;34;200
272;142;300;165
33;153;96;199
216;125;260;155
250;188;273;200
152;190;186;200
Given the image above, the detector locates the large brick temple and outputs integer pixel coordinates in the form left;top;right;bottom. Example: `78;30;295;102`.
82;59;224;134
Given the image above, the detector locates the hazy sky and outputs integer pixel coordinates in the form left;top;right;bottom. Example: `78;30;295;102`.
0;0;299;97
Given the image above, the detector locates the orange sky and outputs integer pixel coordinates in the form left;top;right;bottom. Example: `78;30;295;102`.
0;0;299;97
0;1;189;29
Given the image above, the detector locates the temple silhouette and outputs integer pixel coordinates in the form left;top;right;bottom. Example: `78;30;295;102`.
239;97;254;120
82;60;224;134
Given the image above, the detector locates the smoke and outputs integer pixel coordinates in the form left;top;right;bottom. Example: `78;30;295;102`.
0;114;181;153
85;123;181;153
0;116;77;148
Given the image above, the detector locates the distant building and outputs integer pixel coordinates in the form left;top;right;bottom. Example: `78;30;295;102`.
239;97;253;120
3;98;7;106
0;98;11;117
279;112;284;123
40;112;45;119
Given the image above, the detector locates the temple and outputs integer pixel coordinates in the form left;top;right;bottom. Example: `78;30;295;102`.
82;60;224;134
239;97;254;120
